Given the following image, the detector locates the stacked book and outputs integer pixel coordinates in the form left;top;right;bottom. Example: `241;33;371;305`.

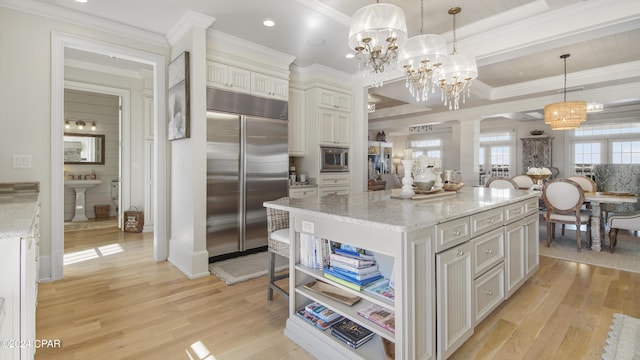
324;247;383;291
299;233;330;269
330;318;375;349
295;301;344;331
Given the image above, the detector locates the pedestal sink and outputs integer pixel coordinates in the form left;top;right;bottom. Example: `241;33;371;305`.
64;179;102;222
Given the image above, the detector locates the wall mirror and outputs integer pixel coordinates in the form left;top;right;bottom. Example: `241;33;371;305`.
64;133;105;165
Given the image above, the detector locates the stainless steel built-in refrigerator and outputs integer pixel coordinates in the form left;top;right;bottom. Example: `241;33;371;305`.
206;88;288;258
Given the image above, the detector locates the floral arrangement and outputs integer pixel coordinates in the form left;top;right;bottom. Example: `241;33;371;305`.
527;167;552;175
412;156;442;177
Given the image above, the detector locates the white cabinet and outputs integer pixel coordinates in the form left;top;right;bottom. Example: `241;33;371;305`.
289;187;317;198
436;241;473;360
206;62;251;94
0;189;39;360
251;73;288;101
319;109;350;146
504;210;539;299
207;61;289;101
288;88;305;156
318;88;352;111
318;173;350;197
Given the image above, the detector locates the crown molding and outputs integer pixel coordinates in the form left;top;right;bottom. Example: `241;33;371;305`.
166;10;216;47
206;29;295;75
294;0;350;27
0;0;169;48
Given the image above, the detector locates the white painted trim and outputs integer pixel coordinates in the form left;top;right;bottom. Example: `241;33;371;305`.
50;31;167;281
65;58;147;80
167;10;216;47
294;0;351;26
64;80;132;229
0;0;168;47
38;255;51;283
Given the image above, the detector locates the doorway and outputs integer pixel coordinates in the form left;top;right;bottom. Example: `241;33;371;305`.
50;32;168;281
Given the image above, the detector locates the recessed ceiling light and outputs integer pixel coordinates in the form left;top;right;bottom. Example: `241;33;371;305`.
307;38;326;46
263;19;275;27
345;53;355;59
75;0;88;3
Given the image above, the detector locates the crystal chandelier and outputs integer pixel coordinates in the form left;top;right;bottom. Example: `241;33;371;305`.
349;1;408;88
438;7;478;110
397;0;449;102
544;54;587;130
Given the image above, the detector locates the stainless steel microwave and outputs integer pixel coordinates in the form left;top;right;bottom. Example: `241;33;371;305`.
320;146;349;172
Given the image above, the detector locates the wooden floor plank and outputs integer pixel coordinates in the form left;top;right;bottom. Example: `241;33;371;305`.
35;227;640;359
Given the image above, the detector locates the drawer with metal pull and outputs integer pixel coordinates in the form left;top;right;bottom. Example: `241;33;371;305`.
470;207;504;238
474;264;505;323
435;216;470;253
472;227;505;278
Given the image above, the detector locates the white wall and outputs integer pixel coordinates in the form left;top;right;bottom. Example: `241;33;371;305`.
64;89;119;219
0;7;169;277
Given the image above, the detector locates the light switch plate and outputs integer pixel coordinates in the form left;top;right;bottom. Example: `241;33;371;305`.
13;154;32;168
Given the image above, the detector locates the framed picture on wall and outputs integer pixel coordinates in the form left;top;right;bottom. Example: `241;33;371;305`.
168;51;190;140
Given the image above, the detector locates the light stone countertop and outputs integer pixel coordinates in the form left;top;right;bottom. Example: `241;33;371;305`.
265;187;539;232
0;186;40;239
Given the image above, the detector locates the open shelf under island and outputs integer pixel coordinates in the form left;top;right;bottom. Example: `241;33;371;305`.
264;187;540;360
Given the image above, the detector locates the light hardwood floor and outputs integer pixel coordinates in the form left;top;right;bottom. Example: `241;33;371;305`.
36;227;639;360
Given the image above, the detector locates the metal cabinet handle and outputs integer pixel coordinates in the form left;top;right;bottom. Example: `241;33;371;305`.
515;209;521;215
485;290;494;296
485;249;493;254
453;230;461;236
488;218;495;224
456;250;464;256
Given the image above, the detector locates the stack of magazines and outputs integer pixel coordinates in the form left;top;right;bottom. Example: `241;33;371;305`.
330;318;374;349
295;301;344;331
324;247;383;291
357;304;395;333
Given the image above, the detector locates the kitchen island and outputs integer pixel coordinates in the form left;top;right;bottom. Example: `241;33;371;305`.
264;187;540;360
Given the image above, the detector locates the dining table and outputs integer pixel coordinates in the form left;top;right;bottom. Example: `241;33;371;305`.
583;191;638;251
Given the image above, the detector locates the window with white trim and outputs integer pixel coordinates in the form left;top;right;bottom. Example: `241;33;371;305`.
409;138;442;160
570;122;640;176
479;131;512;183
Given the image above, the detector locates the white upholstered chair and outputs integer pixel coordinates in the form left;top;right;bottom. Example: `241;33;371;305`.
485;177;519;190
266;197;290;301
566;176;597;193
542;178;591;251
607;211;640;253
511;174;535;190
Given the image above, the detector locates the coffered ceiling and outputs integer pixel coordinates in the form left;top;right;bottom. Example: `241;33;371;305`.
17;0;640;133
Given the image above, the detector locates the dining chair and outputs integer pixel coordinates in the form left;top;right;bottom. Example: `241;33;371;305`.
563;176;597;234
542;178;591;251
485;177;519;190
511;174;535;190
266;197;290;301
566;176;597;193
607;211;640;253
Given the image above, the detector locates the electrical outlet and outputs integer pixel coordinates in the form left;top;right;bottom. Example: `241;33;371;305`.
13;154;32;168
302;221;314;234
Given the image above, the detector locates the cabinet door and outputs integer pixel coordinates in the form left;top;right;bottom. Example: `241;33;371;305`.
318;88;351;111
334;111;350;145
288;88;305;156
251;73;288;100
270;77;288;100
207;61;228;88
524;213;539;277
227;66;251;93
318;110;335;144
436;241;473;360
207;62;250;94
504;220;526;299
